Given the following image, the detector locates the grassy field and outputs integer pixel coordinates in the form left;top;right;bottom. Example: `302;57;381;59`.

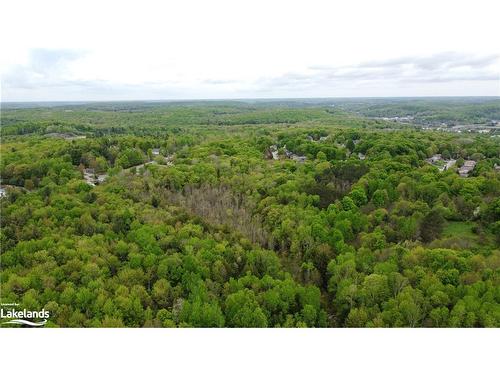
443;221;475;237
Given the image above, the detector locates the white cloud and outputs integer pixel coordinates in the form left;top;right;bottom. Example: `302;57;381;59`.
1;0;499;101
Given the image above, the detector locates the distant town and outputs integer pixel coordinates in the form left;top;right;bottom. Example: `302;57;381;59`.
373;117;500;136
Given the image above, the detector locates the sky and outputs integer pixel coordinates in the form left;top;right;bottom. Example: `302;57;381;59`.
1;0;499;101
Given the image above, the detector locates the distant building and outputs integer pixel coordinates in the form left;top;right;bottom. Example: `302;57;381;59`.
428;154;442;163
292;155;307;163
439;159;456;172
458;169;469;177
152;148;160;156
96;174;108;184
83;168;97;186
282;145;306;162
426;154;457;173
265;145;280;160
458;160;476;177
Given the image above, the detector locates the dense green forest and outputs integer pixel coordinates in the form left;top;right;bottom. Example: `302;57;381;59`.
1;100;499;327
332;97;500;125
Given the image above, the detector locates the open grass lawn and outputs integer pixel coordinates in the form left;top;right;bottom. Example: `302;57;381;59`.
443;221;475;237
438;220;496;251
429;221;486;250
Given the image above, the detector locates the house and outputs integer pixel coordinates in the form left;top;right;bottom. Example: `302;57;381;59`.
358;153;366;160
428;154;442;163
439;159;456;172
458;168;469;177
458;160;476;177
83;168;109;186
265;148;277;160
292;155;307;163
265;145;280;160
282;145;306;162
152;148;160;156
426;154;458;173
82;168;95;185
270;145;279;160
96;174;108;184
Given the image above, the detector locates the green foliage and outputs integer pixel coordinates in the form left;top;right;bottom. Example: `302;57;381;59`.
1;100;499;327
420;209;446;242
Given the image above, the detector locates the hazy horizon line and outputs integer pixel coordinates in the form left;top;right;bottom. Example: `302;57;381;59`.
2;94;499;104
